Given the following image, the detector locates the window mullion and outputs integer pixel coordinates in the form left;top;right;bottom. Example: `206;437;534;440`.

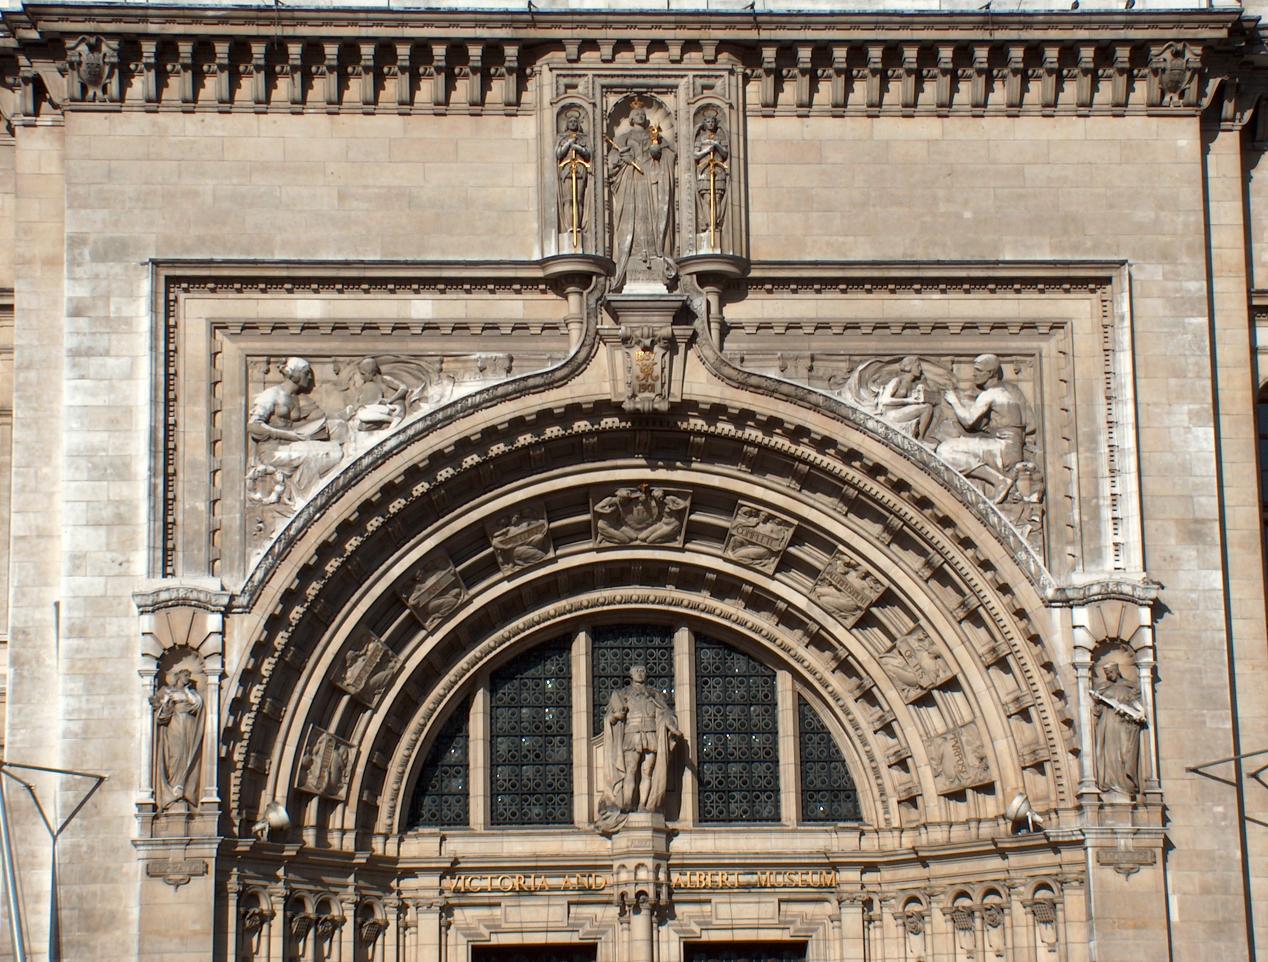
776;668;798;826
572;625;592;827
470;675;490;831
675;624;696;827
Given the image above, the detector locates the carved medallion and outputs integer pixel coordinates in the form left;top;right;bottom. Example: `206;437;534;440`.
810;551;884;627
592;483;691;547
924;721;992;794
400;555;466;629
722;503;795;574
877;626;954;702
335;631;401;706
295;726;356;800
485;503;553;574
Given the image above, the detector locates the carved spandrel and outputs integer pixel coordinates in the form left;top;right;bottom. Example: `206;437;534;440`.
592;484;691;547
401;556;466;630
811;551;884;627
336;631;401;706
877;626;954;703
722;503;794;574
924;720;993;794
486;503;553;574
295;726;356;800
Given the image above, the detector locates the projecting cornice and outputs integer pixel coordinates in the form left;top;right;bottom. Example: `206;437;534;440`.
0;3;1260;120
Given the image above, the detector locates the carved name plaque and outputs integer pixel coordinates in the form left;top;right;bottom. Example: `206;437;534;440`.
400;555;466;630
723;503;795;574
925;720;993;794
1096;849;1156;878
811;551;885;627
295;726;356;800
442;868;839;895
486;503;553;574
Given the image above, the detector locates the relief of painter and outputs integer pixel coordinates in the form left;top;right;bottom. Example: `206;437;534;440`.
245;351;544;552
733;351;1046;553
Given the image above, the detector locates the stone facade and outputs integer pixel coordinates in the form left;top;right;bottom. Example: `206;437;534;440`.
0;1;1265;960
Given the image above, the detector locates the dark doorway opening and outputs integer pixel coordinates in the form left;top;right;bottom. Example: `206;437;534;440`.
471;946;597;962
685;943;809;962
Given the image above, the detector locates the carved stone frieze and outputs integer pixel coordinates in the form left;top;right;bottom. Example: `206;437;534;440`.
336;631;402;707
878;626;954;702
400;556;467;631
811;551;884;627
925;721;993;794
295;726;355;800
486;503;554;574
722;503;795;574
592;484;691;547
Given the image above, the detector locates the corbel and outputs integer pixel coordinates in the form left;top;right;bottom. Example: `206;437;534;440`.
466;43;483;108
430;43;448;108
563;40;581;63
323;42;339;112
18;64;37;117
178;40;195;110
971;44;990;111
288;42;304;113
1041;44;1060;111
1075;43;1096;111
141;39;159;107
796;44;813;114
250;39;268;112
598;40;616;63
935;45;954;113
1005;47;1024;111
830;49;848;111
900;46;919;111
633;40;650;64
700;40;719;64
667;40;684;64
760;44;778;111
501;43;519;110
213;41;230;110
359;42;376;113
1111;45;1131;111
394;43;412;111
866;43;886;112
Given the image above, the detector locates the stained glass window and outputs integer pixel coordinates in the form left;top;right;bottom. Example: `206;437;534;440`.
490;639;573;826
591;624;675;736
798;697;861;822
695;636;780;823
409;698;470;828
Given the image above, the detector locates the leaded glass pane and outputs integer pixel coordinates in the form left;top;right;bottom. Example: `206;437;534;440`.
409;698;470;828
797;697;862;823
591;624;675;736
490;639;573;826
695;636;780;823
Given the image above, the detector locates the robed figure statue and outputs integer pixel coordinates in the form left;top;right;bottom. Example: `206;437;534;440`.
607;97;676;290
597;666;681;830
150;668;204;810
1092;661;1146;798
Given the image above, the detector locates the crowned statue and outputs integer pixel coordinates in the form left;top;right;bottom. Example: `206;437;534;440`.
607;95;677;290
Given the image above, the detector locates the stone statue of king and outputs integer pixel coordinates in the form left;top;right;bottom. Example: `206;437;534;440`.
600;665;682;825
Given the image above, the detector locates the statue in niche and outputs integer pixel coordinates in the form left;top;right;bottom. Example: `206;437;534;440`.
401;557;466;629
593;484;691;546
555;107;592;249
607;95;677;290
597;665;682;830
936;353;1035;504
1091;657;1146;798
247;356;346;506
486;504;553;573
925;720;992;793
693;107;729;245
150;667;204;810
296;727;354;800
811;552;884;627
723;504;794;573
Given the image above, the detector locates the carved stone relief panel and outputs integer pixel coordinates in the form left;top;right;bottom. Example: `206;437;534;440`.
878;626;954;703
591;484;691;547
486;502;554;574
400;555;467;630
721;269;1134;578
925;720;993;794
295;726;356;800
811;550;884;627
335;630;401;707
722;502;795;573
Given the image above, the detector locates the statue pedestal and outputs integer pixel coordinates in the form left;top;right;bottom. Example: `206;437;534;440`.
600;294;690;413
610;812;671;962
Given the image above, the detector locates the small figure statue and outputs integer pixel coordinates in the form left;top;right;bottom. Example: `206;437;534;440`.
607;96;677;290
936;354;1034;503
876;356;936;440
1091;660;1146;798
599;666;682;829
247;357;345;505
150;668;204;810
556;108;592;249
344;357;409;432
693;108;730;246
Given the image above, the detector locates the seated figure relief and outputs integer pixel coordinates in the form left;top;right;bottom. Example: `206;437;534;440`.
592;484;691;547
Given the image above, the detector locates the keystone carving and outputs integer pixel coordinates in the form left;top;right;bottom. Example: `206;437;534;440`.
592;484;691;547
722;503;794;574
619;324;674;414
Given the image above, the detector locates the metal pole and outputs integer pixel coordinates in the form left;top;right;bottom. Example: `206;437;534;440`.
0;773;28;962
